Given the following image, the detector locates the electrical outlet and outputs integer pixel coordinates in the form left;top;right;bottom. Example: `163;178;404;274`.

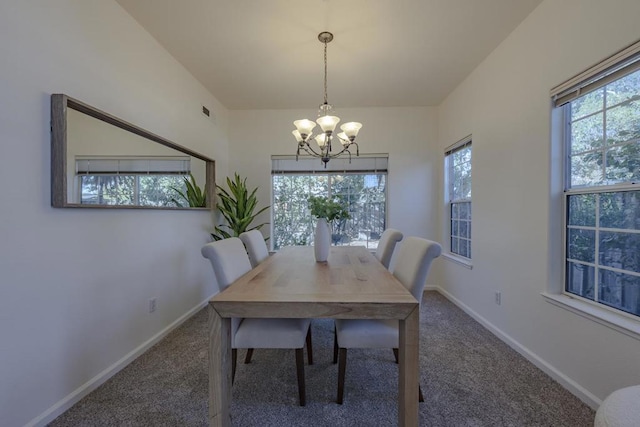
149;298;157;313
494;292;501;305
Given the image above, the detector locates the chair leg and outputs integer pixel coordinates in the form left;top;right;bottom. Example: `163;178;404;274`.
232;349;237;384
393;348;423;401
337;348;347;404
306;327;313;365
333;328;338;364
244;348;254;364
295;348;306;406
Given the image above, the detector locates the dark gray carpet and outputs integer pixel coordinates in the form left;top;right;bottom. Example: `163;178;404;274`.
49;292;594;426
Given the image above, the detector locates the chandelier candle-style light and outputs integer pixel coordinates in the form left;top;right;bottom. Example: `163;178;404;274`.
292;32;362;167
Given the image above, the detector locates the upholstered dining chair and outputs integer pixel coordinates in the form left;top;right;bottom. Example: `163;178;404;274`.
239;229;270;268
374;228;404;270
238;229;270;364
201;237;313;406
333;237;442;404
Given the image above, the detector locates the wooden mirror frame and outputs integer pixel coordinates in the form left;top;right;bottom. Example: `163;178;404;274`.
51;94;215;209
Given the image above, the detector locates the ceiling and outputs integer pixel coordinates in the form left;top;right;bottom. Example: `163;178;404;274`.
115;0;542;110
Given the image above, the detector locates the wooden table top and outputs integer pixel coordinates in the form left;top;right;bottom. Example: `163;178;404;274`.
210;245;418;320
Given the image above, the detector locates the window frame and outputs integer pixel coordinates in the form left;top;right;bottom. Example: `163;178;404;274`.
547;39;640;334
561;93;640;320
444;136;473;266
270;169;388;252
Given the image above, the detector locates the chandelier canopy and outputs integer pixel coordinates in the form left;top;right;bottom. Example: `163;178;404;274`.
292;32;362;167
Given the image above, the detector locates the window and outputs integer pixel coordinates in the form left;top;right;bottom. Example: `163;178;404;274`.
271;155;388;251
445;137;472;260
75;156;190;207
553;41;640;318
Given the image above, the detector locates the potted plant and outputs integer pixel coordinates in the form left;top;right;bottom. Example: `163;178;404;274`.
211;173;270;241
308;196;350;262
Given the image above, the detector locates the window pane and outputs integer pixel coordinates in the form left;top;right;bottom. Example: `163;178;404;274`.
451;220;459;237
605;142;640;184
599;231;640;273
567;229;595;263
566;262;595;300
451;146;472;200
605;69;640;107
272;175;321;249
570;113;604;153
458;202;469;220
81;175;135;205
335;174;386;248
567;194;596;226
140;175;186;207
451;203;458;220
458;239;468;258
599;269;640;316
606;102;640;146
570;151;603;187
451;237;458;254
599;191;640;230
459;220;468;239
571;88;604;120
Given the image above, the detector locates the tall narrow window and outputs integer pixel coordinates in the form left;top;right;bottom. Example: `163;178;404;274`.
271;155;388;251
445;137;472;259
553;40;640;318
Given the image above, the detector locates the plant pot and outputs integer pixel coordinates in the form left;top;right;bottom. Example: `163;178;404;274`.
314;218;331;262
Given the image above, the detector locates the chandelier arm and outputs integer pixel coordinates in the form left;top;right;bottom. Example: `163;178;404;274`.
300;143;351;161
324;145;352;160
351;142;359;156
300;143;323;158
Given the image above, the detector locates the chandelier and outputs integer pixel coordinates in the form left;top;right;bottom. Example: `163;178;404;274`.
292;32;362;167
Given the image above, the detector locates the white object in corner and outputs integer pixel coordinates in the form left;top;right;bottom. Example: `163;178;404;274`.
594;385;640;427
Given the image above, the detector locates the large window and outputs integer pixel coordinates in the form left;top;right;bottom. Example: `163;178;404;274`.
75;156;190;207
445;138;472;260
271;156;387;251
555;42;640;318
79;174;187;206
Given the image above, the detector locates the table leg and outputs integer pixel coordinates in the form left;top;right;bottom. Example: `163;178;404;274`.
208;305;232;427
398;306;419;427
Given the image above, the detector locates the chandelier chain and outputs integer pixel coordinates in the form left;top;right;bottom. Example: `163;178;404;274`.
323;40;328;105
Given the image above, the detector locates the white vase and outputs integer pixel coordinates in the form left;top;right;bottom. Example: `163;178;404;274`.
314;218;331;262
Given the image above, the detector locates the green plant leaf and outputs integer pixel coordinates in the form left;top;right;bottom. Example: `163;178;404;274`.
211;173;270;241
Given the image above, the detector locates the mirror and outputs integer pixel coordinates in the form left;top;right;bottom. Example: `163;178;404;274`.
51;94;215;209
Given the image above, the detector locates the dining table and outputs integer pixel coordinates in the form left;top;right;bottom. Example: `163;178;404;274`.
207;245;421;426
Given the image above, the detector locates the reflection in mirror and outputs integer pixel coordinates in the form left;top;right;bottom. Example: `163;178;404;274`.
51;94;215;209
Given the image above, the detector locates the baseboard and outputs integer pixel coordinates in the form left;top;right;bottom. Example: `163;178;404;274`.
25;295;215;427
426;286;601;410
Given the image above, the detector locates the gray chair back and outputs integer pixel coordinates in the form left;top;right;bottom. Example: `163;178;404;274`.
392;237;442;303
201;237;252;291
239;230;269;268
374;228;403;269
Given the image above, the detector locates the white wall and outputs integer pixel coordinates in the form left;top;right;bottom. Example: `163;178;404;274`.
433;0;640;407
0;1;229;426
228;107;438;245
